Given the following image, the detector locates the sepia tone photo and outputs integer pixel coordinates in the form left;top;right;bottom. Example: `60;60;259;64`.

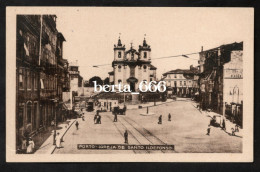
6;7;253;162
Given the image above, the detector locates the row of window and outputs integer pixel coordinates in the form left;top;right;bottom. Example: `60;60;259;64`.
18;101;55;130
167;80;193;87
118;52;147;58
19;68;38;90
18;68;57;91
17;102;37;130
117;65;147;72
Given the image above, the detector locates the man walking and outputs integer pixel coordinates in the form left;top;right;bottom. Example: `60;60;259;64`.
168;113;171;121
124;130;128;144
99;115;102;124
206;125;211;136
158;115;162;124
75;121;79;130
222;119;226;131
94;114;97;124
114;113;117;122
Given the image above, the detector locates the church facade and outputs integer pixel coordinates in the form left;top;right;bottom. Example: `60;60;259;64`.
108;37;157;92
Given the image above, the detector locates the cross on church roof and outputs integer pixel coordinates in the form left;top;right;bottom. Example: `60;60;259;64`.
130;41;133;49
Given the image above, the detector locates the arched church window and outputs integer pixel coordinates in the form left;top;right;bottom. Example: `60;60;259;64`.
118;65;121;72
118;52;121;58
143;65;147;72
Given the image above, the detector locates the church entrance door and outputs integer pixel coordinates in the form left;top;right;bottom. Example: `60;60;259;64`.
130;82;135;92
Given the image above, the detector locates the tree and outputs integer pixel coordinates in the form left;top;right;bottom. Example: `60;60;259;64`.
103;77;110;85
89;76;103;87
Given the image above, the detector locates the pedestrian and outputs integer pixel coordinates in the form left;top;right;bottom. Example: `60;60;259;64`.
114;113;117;122
75;121;79;130
206;125;211;136
158;115;162;124
82;115;85;121
235;124;239;132
124;130;128;144
21;135;27;152
168;113;171;121
98;115;102;124
23;129;30;146
222;119;226;131
21;131;28;152
94;114;97;124
26;137;35;154
55;132;62;149
231;128;235;136
51;119;55;127
96;115;99;124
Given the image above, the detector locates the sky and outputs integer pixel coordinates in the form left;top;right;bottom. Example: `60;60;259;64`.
54;7;252;81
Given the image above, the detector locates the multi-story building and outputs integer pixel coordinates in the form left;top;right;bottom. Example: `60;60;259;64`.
68;62;83;96
108;37;157;92
16;15;67;150
162;66;199;97
223;50;243;126
198;42;243;123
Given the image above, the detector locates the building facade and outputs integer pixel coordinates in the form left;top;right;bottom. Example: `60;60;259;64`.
223;50;243;126
108;37;157;92
69;62;83;95
16;15;67;150
198;42;243;124
162;66;199;97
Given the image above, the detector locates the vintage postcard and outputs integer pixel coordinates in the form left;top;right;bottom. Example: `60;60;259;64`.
6;7;254;162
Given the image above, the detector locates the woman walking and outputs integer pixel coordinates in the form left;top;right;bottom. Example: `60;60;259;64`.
26;137;35;154
55;132;62;149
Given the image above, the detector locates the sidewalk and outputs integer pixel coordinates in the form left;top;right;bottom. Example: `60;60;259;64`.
191;102;243;138
35;119;76;154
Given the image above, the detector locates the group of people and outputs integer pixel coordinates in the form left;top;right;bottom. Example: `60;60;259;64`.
20;130;35;154
94;113;102;124
158;113;172;124
206;118;240;136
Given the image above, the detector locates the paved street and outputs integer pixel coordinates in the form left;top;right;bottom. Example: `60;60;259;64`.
54;99;242;154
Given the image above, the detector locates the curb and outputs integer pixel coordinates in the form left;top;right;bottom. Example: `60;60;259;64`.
50;119;77;154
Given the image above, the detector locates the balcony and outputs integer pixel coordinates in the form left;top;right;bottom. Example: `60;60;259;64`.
40;89;57;99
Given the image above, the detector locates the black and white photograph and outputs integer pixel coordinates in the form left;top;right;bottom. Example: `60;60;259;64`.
6;7;254;162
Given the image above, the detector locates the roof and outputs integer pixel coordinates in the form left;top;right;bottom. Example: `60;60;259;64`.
108;71;114;75
125;48;140;55
201;42;243;54
162;69;195;76
149;64;157;70
57;32;66;42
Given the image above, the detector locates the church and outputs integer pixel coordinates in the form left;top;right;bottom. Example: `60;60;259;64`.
108;37;157;92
